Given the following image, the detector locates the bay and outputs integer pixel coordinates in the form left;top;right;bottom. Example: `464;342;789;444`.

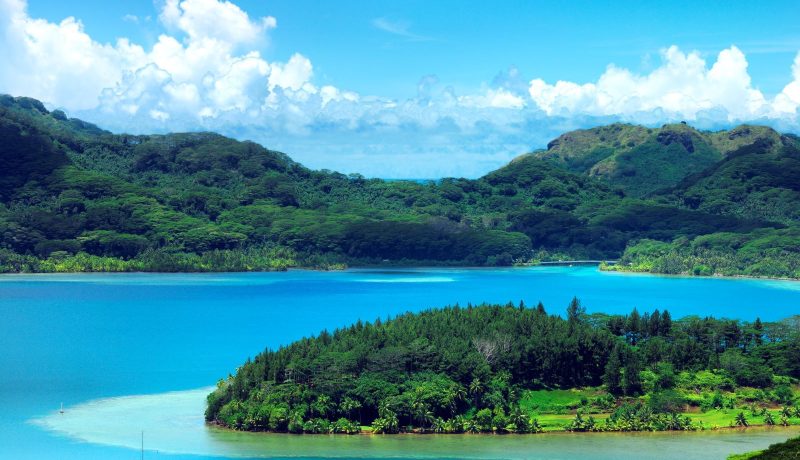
2;267;799;459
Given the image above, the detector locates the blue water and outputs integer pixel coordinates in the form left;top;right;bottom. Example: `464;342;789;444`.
2;267;800;459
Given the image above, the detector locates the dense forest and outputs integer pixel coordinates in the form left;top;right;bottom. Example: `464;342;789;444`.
206;300;800;434
2;94;800;276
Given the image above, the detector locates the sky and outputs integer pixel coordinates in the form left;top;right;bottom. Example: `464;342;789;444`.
2;0;800;178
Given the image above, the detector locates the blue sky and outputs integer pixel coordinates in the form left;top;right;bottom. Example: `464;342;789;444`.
3;0;800;177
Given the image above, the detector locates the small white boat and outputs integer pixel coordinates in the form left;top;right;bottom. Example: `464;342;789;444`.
59;402;64;414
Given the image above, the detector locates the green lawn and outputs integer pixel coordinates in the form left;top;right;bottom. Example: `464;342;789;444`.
519;388;602;414
687;409;800;429
519;388;800;432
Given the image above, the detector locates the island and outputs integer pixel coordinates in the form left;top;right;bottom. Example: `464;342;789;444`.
205;298;800;434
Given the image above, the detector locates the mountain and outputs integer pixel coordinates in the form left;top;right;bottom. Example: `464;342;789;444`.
665;132;800;224
531;122;785;197
0;95;795;276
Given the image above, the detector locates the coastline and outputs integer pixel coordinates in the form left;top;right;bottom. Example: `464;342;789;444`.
598;264;800;283
2;262;799;283
207;422;800;436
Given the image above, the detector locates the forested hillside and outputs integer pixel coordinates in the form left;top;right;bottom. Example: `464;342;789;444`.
532;123;785;197
604;131;800;279
1;94;798;276
206;301;800;434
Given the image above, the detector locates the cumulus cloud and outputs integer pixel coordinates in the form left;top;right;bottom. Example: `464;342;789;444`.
527;46;799;122
159;0;275;46
0;0;147;109
774;52;800;115
0;0;799;177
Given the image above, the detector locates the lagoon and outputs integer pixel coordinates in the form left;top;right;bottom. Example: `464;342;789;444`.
2;267;800;459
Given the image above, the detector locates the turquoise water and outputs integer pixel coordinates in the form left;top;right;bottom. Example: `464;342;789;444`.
2;267;800;459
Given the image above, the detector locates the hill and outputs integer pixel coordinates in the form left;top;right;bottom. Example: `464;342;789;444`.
666;133;800;224
532;123;785;197
603;133;800;279
0;94;796;276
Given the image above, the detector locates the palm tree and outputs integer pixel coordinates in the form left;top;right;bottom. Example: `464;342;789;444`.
411;398;434;431
764;411;775;426
734;412;748;427
529;417;542;433
509;405;529;433
465;418;479;433
432;417;446;433
454;385;467;403
340;397;362;423
311;394;332;418
451;385;467;414
469;377;484;408
452;415;466;433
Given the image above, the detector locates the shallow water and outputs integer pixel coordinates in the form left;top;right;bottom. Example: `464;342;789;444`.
2;267;800;459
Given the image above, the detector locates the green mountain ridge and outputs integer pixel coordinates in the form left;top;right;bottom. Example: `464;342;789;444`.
530;122;787;197
0;94;798;277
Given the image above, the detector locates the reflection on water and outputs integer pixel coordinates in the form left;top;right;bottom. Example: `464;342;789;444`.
34;388;800;460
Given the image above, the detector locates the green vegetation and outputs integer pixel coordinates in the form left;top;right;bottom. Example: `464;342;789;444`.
604;227;800;279
533;123;785;198
729;436;800;459
205;299;800;434
2;95;799;277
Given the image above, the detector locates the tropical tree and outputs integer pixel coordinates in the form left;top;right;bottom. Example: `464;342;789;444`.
469;377;484;408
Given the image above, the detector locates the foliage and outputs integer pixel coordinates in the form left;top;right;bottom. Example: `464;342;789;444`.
206;300;800;434
2;96;797;275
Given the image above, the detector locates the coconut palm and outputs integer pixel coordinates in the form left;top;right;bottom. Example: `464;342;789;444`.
509;405;529;433
340;397;362;423
465;418;479;433
469;377;484;407
432;417;447;433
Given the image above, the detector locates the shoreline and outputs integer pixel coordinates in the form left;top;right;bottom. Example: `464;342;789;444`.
1;263;799;283
598;265;800;283
207;422;800;437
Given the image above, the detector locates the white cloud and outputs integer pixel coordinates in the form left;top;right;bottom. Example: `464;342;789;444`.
774;52;800;115
159;0;275;46
0;0;799;178
527;46;800;123
529;46;770;121
267;53;313;91
0;0;147;109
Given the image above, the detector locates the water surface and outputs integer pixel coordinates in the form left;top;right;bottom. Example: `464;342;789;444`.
2;267;799;459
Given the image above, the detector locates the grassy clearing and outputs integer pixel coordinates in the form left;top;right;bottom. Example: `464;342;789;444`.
688;409;800;429
519;388;800;432
519;388;603;414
